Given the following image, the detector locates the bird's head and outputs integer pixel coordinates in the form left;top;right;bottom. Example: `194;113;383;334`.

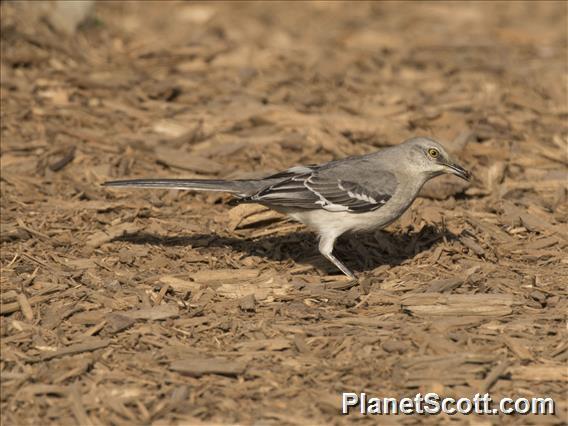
402;137;471;181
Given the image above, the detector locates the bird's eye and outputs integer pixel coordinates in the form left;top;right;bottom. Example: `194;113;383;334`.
427;148;440;159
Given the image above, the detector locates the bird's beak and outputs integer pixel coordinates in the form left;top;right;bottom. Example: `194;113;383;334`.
444;161;471;181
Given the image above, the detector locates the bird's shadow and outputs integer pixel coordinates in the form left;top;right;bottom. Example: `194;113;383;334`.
114;224;456;276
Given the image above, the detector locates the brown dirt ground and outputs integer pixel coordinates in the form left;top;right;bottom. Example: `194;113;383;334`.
1;1;567;425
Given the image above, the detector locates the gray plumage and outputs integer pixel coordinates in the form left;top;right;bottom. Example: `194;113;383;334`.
103;137;471;279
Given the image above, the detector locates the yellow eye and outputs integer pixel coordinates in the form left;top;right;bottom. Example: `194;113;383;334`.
428;148;439;158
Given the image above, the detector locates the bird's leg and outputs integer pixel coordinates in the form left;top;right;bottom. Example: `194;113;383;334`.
318;234;356;280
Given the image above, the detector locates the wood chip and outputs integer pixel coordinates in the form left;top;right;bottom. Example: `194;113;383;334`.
16;293;34;321
480;360;509;393
123;304;179;321
62;258;98;270
509;364;568;382
69;383;93;426
86;222;141;248
402;293;515;317
420;175;470;200
459;235;486;256
105;313;136;334
49;146;76;172
1;294;53;316
170;358;246;377
155;147;223;174
227;204;274;231
191;269;260;284
237;338;291;351
525;236;561;250
158;276;202;293
425;277;463;293
37;338;110;361
502;335;533;361
18;384;69;398
238;294;256;312
214;273;292;300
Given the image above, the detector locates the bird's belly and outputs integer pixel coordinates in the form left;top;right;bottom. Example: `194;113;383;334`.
287;205;403;236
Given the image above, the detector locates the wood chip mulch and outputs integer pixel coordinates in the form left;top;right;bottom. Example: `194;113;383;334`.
1;2;567;425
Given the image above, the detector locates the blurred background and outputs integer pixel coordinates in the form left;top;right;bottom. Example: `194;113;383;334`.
1;1;567;425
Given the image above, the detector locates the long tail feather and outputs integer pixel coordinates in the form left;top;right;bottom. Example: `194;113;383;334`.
102;179;243;193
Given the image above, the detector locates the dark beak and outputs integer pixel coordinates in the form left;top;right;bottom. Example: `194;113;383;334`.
445;162;471;181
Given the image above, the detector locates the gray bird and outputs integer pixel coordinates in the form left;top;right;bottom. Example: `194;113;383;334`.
103;137;471;279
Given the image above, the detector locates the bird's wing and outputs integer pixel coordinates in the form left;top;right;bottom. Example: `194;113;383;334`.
260;165;318;180
248;168;396;213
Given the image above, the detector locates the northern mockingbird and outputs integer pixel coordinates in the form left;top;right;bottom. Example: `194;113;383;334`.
104;137;471;279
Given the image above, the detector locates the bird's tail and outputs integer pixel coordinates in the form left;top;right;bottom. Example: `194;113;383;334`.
102;178;254;196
